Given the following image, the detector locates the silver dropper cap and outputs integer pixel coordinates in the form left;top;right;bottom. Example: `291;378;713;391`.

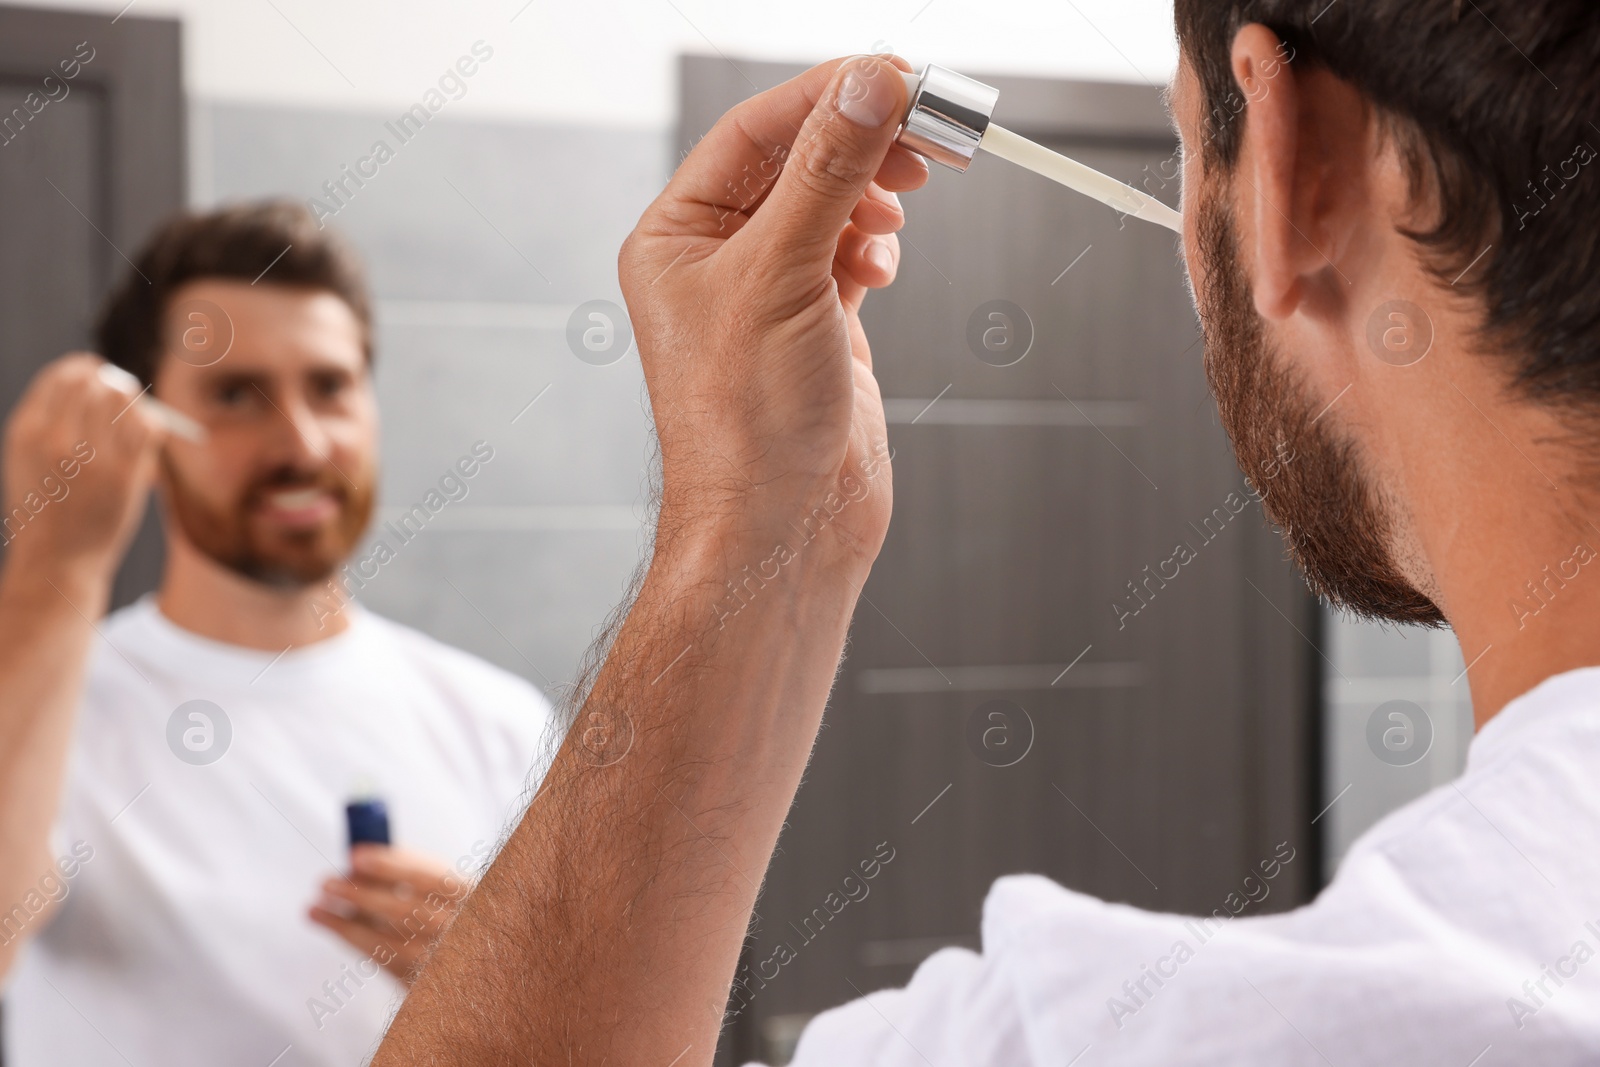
896;64;1001;172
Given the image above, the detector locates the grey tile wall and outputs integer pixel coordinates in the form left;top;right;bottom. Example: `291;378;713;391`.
195;100;669;700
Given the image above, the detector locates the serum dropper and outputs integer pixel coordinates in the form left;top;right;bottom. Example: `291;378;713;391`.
893;64;1183;234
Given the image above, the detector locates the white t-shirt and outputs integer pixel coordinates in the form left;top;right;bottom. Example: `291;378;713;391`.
781;666;1600;1066
3;598;556;1067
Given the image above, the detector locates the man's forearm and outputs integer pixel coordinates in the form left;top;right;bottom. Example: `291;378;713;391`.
378;49;909;1062
374;507;869;1065
0;564;108;974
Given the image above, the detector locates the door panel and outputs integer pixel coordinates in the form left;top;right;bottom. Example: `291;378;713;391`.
0;6;184;611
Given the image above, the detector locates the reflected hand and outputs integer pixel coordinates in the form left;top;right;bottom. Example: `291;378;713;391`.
1;353;165;593
309;845;471;984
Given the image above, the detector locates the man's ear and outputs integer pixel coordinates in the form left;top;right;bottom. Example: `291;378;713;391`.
1231;24;1303;320
1230;23;1348;323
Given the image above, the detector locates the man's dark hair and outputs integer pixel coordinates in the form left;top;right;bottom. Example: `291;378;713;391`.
1174;1;1600;407
96;199;372;385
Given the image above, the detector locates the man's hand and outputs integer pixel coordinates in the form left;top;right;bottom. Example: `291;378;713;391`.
374;56;921;1066
309;845;470;984
620;54;927;564
2;352;166;594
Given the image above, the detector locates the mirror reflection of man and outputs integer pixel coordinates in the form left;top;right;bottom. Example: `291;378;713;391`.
0;201;555;1067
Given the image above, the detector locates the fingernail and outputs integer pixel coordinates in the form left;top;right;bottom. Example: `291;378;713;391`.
836;61;900;128
866;240;894;274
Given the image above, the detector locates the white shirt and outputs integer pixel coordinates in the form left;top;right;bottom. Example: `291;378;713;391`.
782;666;1600;1066
4;598;555;1067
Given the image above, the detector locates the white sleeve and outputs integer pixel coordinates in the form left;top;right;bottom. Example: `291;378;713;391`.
779;945;1035;1067
752;820;1597;1065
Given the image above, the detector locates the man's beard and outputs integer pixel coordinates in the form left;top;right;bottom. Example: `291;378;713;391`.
1193;191;1444;626
162;459;375;589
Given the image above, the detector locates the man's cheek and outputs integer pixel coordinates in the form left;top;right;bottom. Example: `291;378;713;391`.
163;455;242;517
1180;168;1223;298
1180;146;1205;230
1179;185;1206;295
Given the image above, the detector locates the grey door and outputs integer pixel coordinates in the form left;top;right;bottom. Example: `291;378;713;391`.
0;5;184;611
679;57;1322;1066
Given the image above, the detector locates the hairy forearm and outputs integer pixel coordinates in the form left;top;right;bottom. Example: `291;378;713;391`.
374;508;867;1065
0;563;107;974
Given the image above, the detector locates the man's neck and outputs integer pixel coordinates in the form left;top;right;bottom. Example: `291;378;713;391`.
156;536;352;651
1443;522;1600;731
1398;372;1600;729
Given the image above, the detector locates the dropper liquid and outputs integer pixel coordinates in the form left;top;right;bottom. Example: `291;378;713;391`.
978;124;1183;234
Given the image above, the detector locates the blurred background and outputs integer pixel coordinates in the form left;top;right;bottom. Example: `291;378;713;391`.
0;1;1473;1062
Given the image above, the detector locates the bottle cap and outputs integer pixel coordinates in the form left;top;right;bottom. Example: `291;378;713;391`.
896;64;1001;172
346;797;391;848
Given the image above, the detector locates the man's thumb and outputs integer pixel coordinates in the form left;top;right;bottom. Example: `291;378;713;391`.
742;57;908;264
